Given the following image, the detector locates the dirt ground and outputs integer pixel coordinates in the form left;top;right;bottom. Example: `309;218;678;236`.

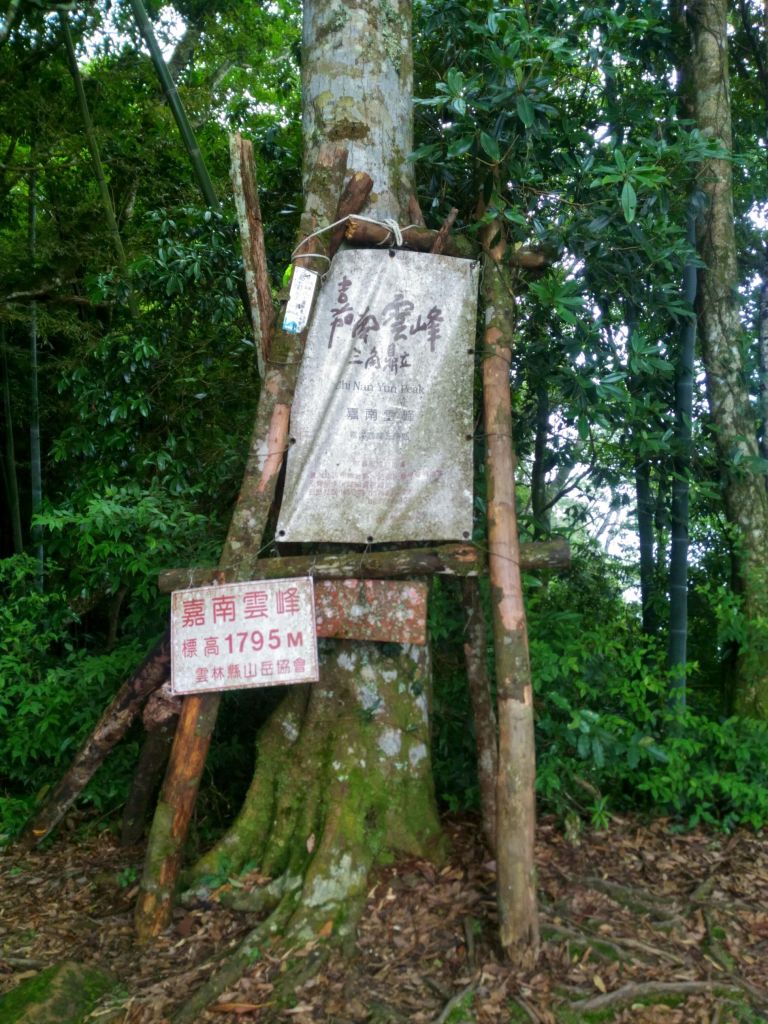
1;815;767;1023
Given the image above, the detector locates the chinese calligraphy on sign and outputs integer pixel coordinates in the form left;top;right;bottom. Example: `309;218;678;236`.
277;249;479;543
171;578;319;695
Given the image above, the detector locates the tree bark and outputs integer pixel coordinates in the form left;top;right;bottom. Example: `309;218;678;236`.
170;2;456;1015
635;458;659;637
667;196;700;703
121;684;181;847
20;633;171;848
691;0;768;716
758;248;768;463
345;216;551;268
482;245;539;965
229;133;275;378
461;578;497;853
1;327;23;553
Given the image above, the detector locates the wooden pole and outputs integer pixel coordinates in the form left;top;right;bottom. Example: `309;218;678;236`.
156;538;570;593
121;684;182;847
135;146;362;942
481;243;539;966
20;632;171;848
345;215;552;269
229;133;275;378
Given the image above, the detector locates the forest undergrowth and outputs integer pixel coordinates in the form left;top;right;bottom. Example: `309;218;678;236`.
1;814;766;1023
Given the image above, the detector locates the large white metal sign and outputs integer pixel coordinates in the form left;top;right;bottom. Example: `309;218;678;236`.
170;577;319;694
277;248;479;544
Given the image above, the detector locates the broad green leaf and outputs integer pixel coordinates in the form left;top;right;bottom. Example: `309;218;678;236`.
480;131;501;162
621;179;637;223
516;93;535;127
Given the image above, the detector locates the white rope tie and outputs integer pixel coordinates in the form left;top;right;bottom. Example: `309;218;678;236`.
382;217;403;247
290;214;414;268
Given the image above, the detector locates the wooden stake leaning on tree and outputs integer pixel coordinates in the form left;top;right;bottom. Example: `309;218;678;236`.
482;226;540;966
121;683;182;847
229;133;275;378
134;147;368;942
20;632;171;848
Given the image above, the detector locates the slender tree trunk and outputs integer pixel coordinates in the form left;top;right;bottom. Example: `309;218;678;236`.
129;0;218;209
530;381;550;539
61;16;137;318
121;684;181;847
758;249;768;463
691;0;768;717
667;196;700;704
1;327;23;553
28;166;42;591
482;244;539;966
635;458;658;637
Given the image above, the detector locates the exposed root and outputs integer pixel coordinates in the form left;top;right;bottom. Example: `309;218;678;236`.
171;878;366;1024
173;641;443;1022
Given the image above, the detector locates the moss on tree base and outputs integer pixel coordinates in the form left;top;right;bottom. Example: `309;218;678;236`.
174;640;444;1023
0;962;116;1024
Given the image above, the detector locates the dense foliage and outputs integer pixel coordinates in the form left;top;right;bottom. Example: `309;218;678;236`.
2;0;768;841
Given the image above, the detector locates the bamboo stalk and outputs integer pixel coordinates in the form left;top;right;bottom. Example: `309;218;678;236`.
481;244;539;966
1;327;23;553
156;538;569;593
129;0;218;209
61;16;138;318
28;164;42;591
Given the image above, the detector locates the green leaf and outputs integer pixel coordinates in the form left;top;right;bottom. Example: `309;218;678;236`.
447;135;474;158
621;180;637;223
480;131;501;162
516;93;535;128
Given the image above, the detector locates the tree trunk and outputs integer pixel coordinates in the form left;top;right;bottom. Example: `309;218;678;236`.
635;458;659;637
758;249;768;463
1;327;23;553
691;0;768;717
482;246;539;966
530;381;550;539
667;196;700;704
461;578;497;853
155;7;446;1003
28;165;43;591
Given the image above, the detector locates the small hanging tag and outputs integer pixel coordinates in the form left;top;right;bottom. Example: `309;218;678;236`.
282;266;319;334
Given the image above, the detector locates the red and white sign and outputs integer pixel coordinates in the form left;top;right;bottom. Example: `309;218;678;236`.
170;577;319;695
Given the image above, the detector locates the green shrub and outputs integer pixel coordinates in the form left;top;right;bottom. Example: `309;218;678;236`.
0;554;144;840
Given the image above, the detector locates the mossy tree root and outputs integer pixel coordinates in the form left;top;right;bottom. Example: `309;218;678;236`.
175;639;444;1020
